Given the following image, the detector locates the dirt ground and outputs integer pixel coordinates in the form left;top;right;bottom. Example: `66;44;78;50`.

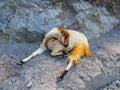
0;29;120;90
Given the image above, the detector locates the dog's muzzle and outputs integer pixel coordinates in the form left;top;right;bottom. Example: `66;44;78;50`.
64;44;68;47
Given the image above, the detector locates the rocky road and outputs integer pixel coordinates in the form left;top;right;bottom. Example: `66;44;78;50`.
0;29;120;90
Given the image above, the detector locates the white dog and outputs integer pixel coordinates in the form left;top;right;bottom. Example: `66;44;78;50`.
20;27;92;81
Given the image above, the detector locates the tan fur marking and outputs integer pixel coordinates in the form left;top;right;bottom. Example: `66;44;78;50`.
56;27;69;46
45;37;57;50
56;27;64;32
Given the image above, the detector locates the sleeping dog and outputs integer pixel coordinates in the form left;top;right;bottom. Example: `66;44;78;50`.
20;27;91;81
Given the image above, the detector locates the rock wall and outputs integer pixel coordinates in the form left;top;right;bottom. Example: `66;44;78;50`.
0;0;118;42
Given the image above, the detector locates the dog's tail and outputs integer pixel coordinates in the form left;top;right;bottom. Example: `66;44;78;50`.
85;48;92;58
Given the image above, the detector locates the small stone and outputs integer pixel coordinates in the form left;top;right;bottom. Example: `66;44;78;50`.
0;77;4;84
10;55;14;58
27;81;32;89
1;55;6;60
116;83;120;87
115;80;120;88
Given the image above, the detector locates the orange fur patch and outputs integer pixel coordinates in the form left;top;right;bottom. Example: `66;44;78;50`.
57;27;64;32
68;42;91;65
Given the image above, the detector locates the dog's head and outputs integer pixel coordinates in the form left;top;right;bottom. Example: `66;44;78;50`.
57;27;69;47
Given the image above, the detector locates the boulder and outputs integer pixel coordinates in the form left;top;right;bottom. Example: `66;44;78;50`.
0;0;118;42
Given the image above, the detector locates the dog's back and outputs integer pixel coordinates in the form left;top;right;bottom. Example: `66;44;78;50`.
62;30;89;53
68;30;88;46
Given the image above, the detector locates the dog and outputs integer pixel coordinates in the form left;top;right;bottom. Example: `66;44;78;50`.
20;27;91;81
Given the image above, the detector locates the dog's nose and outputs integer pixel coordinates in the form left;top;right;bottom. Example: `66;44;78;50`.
65;44;68;47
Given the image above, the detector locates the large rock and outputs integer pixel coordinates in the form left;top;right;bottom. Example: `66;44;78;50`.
0;0;118;42
72;1;118;38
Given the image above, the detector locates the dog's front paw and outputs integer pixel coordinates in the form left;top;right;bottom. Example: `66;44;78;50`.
67;46;73;51
64;46;72;52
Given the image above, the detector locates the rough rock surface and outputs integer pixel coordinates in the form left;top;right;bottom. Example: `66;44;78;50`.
0;28;120;90
0;0;118;42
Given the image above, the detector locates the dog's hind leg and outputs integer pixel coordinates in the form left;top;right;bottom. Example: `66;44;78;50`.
57;60;74;81
21;44;47;63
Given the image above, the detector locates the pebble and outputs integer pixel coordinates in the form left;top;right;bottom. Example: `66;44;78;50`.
0;77;4;84
27;81;32;89
10;55;14;58
100;80;120;90
1;55;6;60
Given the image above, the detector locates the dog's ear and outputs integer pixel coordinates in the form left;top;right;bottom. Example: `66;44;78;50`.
63;30;69;47
57;27;69;47
57;27;64;33
57;27;68;35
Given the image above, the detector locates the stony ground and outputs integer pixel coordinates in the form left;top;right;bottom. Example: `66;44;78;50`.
0;29;120;90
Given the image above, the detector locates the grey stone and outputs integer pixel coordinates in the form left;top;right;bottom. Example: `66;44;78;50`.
73;1;92;12
73;1;118;39
0;0;118;42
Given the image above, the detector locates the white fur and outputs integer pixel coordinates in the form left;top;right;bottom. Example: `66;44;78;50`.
64;30;89;52
65;60;73;70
